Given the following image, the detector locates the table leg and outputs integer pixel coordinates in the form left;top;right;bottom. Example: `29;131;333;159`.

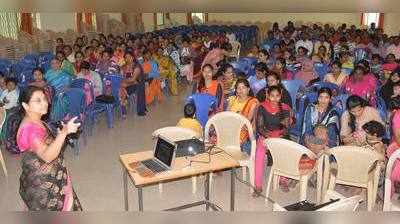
123;168;128;211
230;169;236;211
205;172;210;211
138;187;143;211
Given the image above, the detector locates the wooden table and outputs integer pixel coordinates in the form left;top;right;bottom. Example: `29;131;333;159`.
120;150;240;211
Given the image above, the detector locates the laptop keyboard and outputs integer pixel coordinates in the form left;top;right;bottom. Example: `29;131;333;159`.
141;159;168;173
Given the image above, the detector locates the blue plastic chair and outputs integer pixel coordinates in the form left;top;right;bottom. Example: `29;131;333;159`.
72;78;115;129
376;96;387;122
308;82;340;95
17;69;34;88
354;48;369;63
186;93;217;128
50;88;86;155
313;62;330;80
231;61;250;76
47;73;72;94
281;80;305;113
342;68;353;75
103;74;125;125
39;52;54;64
290;92;318;139
331;94;349;116
20;54;38;67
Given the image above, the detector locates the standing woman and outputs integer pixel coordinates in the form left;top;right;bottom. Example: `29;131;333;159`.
17;86;82;211
194;64;224;111
227;79;259;155
254;85;293;195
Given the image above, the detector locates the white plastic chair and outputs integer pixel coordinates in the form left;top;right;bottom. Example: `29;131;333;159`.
152;126;201;194
264;138;317;202
325;146;384;211
383;149;400;211
273;190;362;211
204;111;256;194
0;108;7;177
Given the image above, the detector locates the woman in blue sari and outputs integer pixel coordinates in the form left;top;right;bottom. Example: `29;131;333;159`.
301;87;340;147
44;58;72;94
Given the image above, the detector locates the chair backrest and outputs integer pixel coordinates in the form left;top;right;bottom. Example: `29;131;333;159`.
282;80;305;112
265;138;316;175
376;96;387;122
313;62;330;80
384;149;400;210
331;94;349;116
186;93;217;127
152;126;201;141
205;111;255;151
47;73;72;94
308;81;340;95
17;69;34;88
317;195;362;211
327;146;384;184
71;78;95;106
103;74;123;104
51;88;86;121
354;48;369;63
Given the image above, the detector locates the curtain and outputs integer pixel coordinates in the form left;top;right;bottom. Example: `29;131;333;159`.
187;13;193;25
378;13;384;29
121;13;128;25
0;12;19;39
84;13;93;26
76;13;83;33
20;13;33;34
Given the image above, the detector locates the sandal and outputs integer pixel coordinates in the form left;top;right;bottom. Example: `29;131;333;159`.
252;188;262;198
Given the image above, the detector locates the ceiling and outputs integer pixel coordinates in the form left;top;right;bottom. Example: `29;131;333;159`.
2;0;400;12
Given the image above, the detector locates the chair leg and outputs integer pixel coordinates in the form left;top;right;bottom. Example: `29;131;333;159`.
265;169;274;203
249;165;255;194
273;174;279;191
242;167;247;182
367;182;373;211
0;148;7;178
299;176;308;201
209;173;213;193
192;176;197;194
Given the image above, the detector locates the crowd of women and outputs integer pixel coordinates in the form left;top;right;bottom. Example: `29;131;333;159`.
6;20;400;210
189;21;400;204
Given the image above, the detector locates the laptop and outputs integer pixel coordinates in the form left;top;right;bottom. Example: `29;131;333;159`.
139;136;176;175
175;138;205;157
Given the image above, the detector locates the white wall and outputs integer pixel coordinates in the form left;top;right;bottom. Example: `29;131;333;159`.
106;13;122;22
40;13;76;32
142;13;154;32
383;13;400;36
208;13;361;27
170;13;187;26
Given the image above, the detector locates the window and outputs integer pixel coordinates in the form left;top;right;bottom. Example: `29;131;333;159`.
0;12;19;39
34;13;41;30
156;13;164;26
362;13;381;27
191;13;205;24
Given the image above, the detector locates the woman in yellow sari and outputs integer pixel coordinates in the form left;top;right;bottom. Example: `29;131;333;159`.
227;78;258;155
153;48;178;96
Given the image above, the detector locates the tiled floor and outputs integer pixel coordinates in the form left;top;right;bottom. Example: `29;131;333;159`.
0;85;371;211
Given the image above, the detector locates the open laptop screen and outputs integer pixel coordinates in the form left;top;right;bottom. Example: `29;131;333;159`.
154;137;175;167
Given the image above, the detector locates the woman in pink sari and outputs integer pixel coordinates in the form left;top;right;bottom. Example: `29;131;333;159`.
386;96;400;197
343;65;377;106
294;59;318;85
17;86;82;211
201;44;229;72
